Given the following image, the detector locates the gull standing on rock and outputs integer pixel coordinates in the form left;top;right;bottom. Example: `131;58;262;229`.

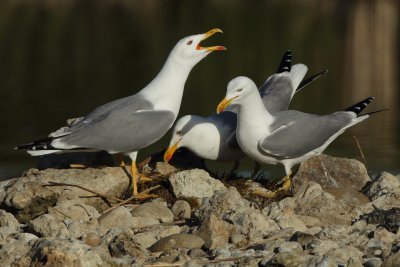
164;50;327;177
16;28;226;196
216;76;385;196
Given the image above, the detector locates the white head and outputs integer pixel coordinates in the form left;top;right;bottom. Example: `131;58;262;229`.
216;76;258;113
169;28;226;69
164;115;197;162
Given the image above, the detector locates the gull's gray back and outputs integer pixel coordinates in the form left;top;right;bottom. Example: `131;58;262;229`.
59;94;175;152
258;110;355;159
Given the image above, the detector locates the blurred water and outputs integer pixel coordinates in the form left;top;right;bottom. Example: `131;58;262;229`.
0;0;399;180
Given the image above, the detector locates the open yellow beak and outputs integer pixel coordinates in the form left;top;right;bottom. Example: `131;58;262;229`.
216;96;238;114
163;140;181;163
197;28;226;51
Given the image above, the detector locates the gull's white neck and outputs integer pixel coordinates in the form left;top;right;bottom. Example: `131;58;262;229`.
138;53;194;117
236;90;275;139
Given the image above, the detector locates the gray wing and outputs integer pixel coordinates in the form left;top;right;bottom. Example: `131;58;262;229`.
259;64;308;113
58;95;175;152
258;111;355;159
259;73;295;114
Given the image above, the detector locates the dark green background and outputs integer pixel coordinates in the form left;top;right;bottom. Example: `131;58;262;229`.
0;0;398;179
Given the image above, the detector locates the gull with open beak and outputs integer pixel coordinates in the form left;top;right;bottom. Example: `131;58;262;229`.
16;28;226;197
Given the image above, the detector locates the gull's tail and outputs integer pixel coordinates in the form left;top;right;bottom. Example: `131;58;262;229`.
296;69;329;92
276;50;292;73
345;97;375;115
14;137;62;156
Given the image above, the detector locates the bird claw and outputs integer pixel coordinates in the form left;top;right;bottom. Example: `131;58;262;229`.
138;175;153;183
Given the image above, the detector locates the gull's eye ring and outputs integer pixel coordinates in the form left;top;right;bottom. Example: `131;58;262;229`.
177;130;183;136
187;40;193;45
237;88;243;92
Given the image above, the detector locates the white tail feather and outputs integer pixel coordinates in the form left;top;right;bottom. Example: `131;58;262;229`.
27;150;61;156
290;64;308;90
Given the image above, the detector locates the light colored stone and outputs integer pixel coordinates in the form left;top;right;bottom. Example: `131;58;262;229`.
363;257;383;267
277;241;303;253
1;167;129;222
310;239;340;255
366;172;400;200
271;252;312;267
131;217;160;228
275;214;307;232
196;214;234;249
29;213;69;237
98;206;133;229
149;233;204;252
169;169;226;199
297;215;321;228
0;210;20;231
293;154;371;193
195;187;253;220
0;238;32;267
171;200;191;220
132;225;180;249
228;210;279;241
30;238;107;266
108;232;148;261
131;201;174;223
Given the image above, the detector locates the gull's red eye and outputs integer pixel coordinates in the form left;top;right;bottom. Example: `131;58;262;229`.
187;40;193;45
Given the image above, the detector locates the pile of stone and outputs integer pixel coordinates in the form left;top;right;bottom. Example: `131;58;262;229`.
0;154;399;266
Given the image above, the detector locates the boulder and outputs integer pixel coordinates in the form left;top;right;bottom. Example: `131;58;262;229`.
169;169;226;199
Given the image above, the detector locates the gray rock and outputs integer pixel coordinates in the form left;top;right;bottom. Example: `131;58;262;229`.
15;232;39;244
169;169;227;199
318;224;351;241
131;225;180;249
131;216;160;228
310;239;339;255
363;257;383;267
275;214;308;232
366;172;400;200
297;215;321;228
171;200;191;220
153;162;177;175
277;241;303;253
50;198;100;222
293;181;359;226
289;231;317;247
293;154;371;195
196;214;234;249
108;232;148;260
0;210;20;231
0;238;32;267
67;219;100;239
315;255;337;267
227;210;279;241
325;246;364;266
0;226;19;242
230;234;247;247
195;187;253;220
1;167;129;222
382;251;400;267
98;206;134;229
271;252;312;267
82;232;102;247
188;248;208;259
131;201;174;223
149;233;204;252
29;213;69;237
30;238;108;266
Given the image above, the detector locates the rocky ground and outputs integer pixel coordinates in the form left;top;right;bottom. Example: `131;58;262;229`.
0;154;399;267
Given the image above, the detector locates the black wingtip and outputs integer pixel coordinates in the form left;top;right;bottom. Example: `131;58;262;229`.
296;69;329;92
345;97;375;115
276;50;292;73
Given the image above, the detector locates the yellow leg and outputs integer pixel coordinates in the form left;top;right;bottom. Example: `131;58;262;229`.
251;172;292;199
131;161;138;196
